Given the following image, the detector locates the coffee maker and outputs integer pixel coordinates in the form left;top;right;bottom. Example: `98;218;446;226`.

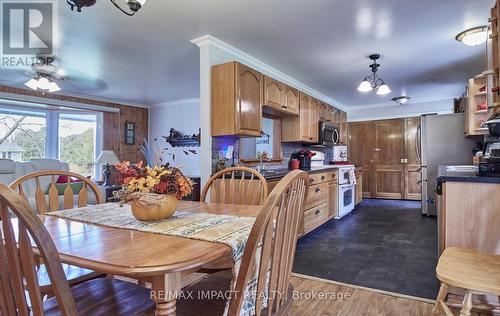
479;117;500;176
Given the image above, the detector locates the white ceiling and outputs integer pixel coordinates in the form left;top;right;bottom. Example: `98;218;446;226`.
0;0;494;108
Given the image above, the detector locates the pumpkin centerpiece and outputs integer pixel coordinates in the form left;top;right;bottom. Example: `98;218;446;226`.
114;161;193;221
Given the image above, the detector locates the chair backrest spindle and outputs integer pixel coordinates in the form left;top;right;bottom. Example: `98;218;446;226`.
201;167;269;205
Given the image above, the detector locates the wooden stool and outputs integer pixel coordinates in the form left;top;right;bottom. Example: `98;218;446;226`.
433;247;500;316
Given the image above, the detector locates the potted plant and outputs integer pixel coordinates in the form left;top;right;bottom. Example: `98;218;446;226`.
113;161;193;221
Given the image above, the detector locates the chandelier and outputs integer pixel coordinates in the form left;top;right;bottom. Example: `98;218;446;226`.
66;0;146;16
357;54;391;95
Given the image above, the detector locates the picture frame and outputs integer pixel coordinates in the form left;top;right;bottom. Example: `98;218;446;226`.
124;121;136;145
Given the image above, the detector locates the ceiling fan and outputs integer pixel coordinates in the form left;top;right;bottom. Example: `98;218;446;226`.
66;0;146;16
0;55;108;94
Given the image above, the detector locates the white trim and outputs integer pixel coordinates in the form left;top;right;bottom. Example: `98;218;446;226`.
151;98;200;108
346;98;453;111
347;110;453;122
0;92;120;113
191;35;347;111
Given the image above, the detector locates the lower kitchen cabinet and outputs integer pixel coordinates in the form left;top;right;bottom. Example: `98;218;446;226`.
267;170;339;238
355;167;362;205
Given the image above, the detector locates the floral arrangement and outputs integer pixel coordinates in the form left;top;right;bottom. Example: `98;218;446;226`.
113;161;193;203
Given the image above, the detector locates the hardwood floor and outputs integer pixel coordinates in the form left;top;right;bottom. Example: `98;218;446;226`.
291;273;433;316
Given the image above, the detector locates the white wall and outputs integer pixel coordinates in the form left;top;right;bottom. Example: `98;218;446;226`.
149;99;201;176
348;99;454;122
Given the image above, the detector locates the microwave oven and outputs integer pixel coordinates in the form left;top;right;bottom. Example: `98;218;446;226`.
317;121;340;147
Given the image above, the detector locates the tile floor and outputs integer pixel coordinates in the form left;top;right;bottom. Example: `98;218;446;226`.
293;199;440;299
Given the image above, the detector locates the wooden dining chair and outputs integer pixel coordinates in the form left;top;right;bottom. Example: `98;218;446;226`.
200;166;269;205
10;170;104;214
433;247;500;316
177;169;309;316
9;170;105;298
0;183;155;316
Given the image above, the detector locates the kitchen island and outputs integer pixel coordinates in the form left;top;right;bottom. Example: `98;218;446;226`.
436;165;500;255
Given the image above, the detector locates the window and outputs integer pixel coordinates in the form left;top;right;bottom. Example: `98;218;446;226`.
0;105;103;178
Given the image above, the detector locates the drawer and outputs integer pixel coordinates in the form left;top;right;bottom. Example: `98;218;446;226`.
327;171;337;182
305;182;328;210
308;172;329;185
303;202;328;234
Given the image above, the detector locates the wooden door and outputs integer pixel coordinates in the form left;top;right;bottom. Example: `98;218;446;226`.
404;117;422;200
348;121;374;197
284;85;299;114
309;98;319;143
236;63;263;136
326;105;335;123
340;112;348;144
318;102;328;121
264;76;284;109
374;119;404;199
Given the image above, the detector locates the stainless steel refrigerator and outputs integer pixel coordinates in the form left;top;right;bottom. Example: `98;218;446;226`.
420;113;477;215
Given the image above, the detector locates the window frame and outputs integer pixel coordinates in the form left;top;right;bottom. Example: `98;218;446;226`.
0;104;103;179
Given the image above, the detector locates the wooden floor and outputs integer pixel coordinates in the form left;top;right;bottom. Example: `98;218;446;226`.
291;273;433;315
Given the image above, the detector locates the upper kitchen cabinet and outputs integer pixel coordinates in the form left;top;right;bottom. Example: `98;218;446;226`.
282;92;319;143
284;84;300;115
464;76;489;137
211;62;263;137
340;111;348;144
262;75;299;117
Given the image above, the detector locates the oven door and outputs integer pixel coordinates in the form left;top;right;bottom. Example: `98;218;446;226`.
337;184;355;219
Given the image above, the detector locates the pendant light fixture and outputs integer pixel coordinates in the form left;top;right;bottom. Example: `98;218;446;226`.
357;54;391;95
456;26;488;46
67;0;146;15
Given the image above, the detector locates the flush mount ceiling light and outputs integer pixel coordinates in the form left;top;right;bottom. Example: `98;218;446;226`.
357;54;391;95
456;26;488;46
67;0;146;15
392;96;410;105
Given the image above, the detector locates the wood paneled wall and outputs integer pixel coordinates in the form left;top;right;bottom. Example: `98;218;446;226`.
0;85;149;162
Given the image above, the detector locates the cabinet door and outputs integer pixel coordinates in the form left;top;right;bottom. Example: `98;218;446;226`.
404;117;422;200
236;63;263;136
309;98;319;143
326;105;335;123
340;112;348;144
318;102;328;121
328;181;338;217
284;85;299;115
374;119;404;199
299;93;312;142
264;76;284;109
348;122;374;197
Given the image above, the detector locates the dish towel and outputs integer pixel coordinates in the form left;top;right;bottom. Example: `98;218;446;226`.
48;203;266;316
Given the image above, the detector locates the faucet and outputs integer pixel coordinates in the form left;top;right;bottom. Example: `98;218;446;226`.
258;155;265;172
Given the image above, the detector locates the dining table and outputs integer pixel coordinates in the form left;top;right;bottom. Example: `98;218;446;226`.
37;200;262;316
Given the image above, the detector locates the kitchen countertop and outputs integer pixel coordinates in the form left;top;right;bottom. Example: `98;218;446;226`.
263;164;355;181
436;165;500;194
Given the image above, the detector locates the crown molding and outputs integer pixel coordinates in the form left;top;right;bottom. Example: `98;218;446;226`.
190;35;347;111
152;98;200;108
347;98;453;111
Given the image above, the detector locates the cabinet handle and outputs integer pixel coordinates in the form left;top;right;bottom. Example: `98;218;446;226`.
309;178;314;183
315;209;320;215
321;176;326;180
315;187;320;193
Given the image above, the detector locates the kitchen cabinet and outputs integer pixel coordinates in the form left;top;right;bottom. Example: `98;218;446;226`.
404;117;422;200
284;85;300;115
355;167;362;205
262;76;300;117
263;75;284;109
348;117;421;200
211;61;263;137
340;111;348;144
282;92;319;143
439;181;500;255
464;76;489;136
319;102;329;121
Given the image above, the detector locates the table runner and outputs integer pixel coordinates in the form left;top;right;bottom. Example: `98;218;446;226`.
47;203;263;316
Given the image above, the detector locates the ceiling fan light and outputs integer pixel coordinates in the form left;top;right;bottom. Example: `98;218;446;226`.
376;84;391;95
357;80;373;92
25;78;39;90
48;81;61;92
456;26;488;46
37;77;50;90
392;96;410;105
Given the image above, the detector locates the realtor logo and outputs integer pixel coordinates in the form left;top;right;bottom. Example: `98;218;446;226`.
0;0;57;69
